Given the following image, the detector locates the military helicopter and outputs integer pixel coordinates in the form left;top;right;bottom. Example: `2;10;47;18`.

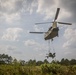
30;8;72;41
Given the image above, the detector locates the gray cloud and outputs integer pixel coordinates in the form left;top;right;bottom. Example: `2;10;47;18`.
0;0;37;23
0;45;17;53
24;39;48;51
36;0;58;19
63;27;76;59
0;0;23;14
23;0;37;13
2;28;23;41
0;0;75;22
0;0;37;14
59;0;76;23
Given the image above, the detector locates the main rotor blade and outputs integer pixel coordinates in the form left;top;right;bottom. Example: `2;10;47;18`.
54;8;60;21
30;32;46;34
58;22;72;25
35;22;53;25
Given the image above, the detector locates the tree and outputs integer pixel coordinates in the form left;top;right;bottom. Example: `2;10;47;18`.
27;59;36;66
44;59;49;64
70;59;76;65
0;54;13;64
36;61;43;66
60;58;70;65
19;60;25;66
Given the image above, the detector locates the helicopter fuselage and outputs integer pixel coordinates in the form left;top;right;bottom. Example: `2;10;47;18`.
44;22;59;40
44;27;59;40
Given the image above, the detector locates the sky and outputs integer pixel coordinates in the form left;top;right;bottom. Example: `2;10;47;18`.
0;0;76;61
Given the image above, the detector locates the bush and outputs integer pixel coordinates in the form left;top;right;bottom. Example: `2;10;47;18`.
0;64;76;75
41;63;76;75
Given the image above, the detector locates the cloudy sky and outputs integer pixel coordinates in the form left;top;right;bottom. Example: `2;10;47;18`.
0;0;76;61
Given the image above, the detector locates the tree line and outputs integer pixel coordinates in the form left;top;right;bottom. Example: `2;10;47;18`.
0;54;76;66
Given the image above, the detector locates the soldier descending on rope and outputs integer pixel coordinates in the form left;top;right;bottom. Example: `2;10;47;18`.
46;39;56;59
46;52;56;59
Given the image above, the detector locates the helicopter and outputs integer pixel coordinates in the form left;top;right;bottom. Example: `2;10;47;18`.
30;8;72;41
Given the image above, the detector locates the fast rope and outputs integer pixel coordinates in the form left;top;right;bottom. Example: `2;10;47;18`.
48;40;55;54
51;40;56;61
51;40;55;54
47;40;56;59
48;40;51;53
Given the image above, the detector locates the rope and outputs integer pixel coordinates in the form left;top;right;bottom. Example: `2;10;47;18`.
48;40;55;53
47;39;56;61
51;41;55;53
48;40;50;53
51;41;56;61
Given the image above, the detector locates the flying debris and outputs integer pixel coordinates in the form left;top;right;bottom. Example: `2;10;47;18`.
30;8;72;41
